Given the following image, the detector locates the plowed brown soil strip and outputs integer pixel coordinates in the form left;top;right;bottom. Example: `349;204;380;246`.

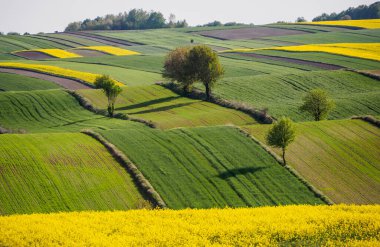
0;68;92;90
235;53;344;70
197;27;308;40
13;51;55;60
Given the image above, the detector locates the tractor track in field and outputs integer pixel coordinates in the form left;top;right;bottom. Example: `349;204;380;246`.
0;68;92;90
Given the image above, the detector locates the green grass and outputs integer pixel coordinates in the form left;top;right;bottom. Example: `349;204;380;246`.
78;85;256;129
253;50;380;70
23;60;162;86
0;89;140;132
244;119;380;204
41;33;105;47
0;53;24;60
212;70;380;121
100;126;325;209
0;72;61;91
0;132;145;215
2;35;69;49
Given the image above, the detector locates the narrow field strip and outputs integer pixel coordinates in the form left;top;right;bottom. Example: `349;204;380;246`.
0;133;146;215
0;72;61;91
0;62;123;86
301;19;380;29
72;46;140;56
0;205;379;246
223;43;380;62
0;68;92;90
13;49;81;59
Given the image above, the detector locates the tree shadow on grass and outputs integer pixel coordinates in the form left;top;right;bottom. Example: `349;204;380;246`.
116;96;181;111
129;102;194;115
218;167;268;179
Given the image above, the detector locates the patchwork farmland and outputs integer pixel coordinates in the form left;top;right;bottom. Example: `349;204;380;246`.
0;3;379;245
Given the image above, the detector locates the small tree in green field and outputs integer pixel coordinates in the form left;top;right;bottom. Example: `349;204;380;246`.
187;45;224;101
94;75;122;117
266;117;296;166
300;88;335;121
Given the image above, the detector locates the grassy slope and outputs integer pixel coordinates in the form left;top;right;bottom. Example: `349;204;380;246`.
23;60;162;86
0;89;140;132
0;133;144;214
78;85;256;129
253;50;380;70
0;72;61;91
101;126;324;209
244;119;380;204
213;70;380;121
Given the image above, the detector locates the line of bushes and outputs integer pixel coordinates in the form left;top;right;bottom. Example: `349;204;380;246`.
157;82;275;124
234;126;334;205
82;130;167;208
68;90;157;128
352;115;380;128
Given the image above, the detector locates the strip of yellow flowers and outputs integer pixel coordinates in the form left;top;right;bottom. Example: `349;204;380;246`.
302;19;380;29
0;205;379;246
14;49;82;58
73;46;141;56
223;43;380;62
0;62;123;86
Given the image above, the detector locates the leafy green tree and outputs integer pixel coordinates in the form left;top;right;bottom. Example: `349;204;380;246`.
187;45;224;100
266;117;296;166
296;17;307;22
163;47;196;94
300;88;335;121
94;75;122;117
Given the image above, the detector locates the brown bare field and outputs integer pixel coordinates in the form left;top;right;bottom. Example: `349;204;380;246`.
0;68;92;90
13;51;54;60
197;27;308;40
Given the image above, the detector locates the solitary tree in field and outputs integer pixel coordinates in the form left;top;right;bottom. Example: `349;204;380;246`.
163;47;195;94
94;75;122;117
187;45;224;101
300;88;335;121
266;117;296;166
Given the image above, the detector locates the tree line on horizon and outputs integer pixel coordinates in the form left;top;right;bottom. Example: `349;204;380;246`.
65;9;188;32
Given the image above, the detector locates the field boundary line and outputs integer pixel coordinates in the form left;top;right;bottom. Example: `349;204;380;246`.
352;115;380;128
81;129;167;208
68;90;157;128
234;126;334;205
156;82;275;124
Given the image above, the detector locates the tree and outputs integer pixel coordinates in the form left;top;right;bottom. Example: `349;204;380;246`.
300;88;335;121
266;117;296;166
296;17;307;22
187;45;224;100
94;75;122;117
163;47;195;94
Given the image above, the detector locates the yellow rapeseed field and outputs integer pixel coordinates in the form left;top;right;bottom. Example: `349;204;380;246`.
303;19;380;29
0;62;123;86
74;46;140;56
0;205;379;246
223;43;380;62
14;49;82;58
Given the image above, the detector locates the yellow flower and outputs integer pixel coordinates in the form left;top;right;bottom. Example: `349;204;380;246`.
73;46;140;56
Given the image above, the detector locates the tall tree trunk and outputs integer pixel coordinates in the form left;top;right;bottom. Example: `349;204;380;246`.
205;83;211;101
282;147;286;166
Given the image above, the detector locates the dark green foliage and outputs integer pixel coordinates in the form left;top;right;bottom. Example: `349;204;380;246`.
94;75;122;117
313;1;380;21
266;117;296;165
65;9;187;31
300;88;335;121
187;45;224;100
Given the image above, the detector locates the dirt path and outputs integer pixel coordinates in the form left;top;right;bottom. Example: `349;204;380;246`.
0;68;93;90
236;53;344;70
